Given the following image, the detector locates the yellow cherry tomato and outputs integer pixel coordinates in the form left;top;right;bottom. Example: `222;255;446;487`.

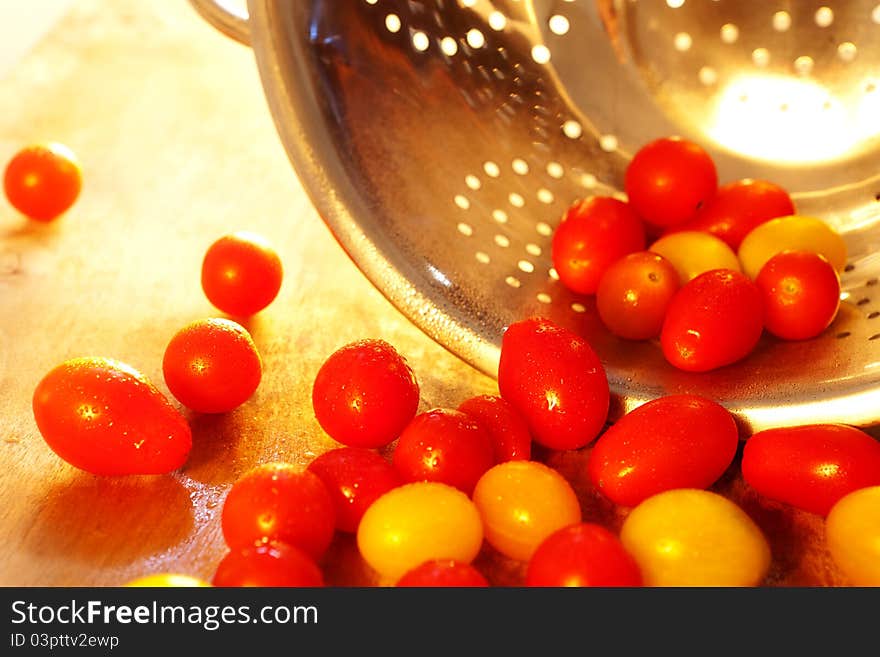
648;231;741;285
738;215;847;280
357;481;483;582
472;461;581;562
125;574;212;587
825;486;880;586
620;489;770;586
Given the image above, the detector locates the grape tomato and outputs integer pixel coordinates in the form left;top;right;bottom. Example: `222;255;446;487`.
660;269;764;372
649;231;741;285
212;542;324;587
4;142;82;221
356;482;484;582
392;408;494;495
472;461;581;562
738;215;847;280
624;136;718;228
741;424;880;516
307;447;402;533
396;560;489;587
457;394;532;463
498;317;609;450
162;318;262;414
672;178;795;250
620;489;771;587
595;251;680;341
201;232;283;317
825;486;880;586
312;339;420;449
587;394;739;507
221;463;336;560
526;523;642;587
551;196;646;295
755;251;840;341
32;357;192;475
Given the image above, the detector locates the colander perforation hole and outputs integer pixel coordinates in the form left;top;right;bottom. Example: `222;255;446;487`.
385;13;402;33
869;311;880;319
456;222;473;237
674;32;693;52
836;331;852;339
772;11;792;32
870;334;880;341
454;194;471;209
492;209;509;224
720;24;739;44
505;276;521;288
494;234;511;248
536;292;553;304
548;267;560;281
535;221;553;236
475;251;490;265
815;7;834;28
571;302;586;313
866;278;878;286
517;260;535;273
857;297;871;306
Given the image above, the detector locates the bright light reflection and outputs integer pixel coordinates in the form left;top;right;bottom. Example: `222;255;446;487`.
706;74;880;164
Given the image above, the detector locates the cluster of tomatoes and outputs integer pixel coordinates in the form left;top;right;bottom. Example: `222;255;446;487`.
552;136;847;372
199;318;880;587
10;139;880;587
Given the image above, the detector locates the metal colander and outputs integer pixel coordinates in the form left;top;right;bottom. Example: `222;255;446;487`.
190;0;880;432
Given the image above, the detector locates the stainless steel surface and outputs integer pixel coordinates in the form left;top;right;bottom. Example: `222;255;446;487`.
196;0;880;431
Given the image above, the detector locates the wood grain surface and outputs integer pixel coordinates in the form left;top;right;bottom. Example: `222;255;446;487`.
0;0;847;587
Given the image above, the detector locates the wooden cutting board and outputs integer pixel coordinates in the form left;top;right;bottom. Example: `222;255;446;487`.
0;0;846;587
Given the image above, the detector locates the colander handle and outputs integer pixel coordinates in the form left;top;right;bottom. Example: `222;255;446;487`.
188;0;250;45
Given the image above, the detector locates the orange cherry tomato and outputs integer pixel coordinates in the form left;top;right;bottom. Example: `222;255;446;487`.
4;142;82;221
32;357;192;475
201;232;283;316
596;251;680;340
162;318;262;414
472;460;581;562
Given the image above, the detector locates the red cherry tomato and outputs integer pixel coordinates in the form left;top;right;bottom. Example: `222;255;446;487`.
392;408;494;495
587;394;739;507
201;232;283;317
162;318;262;414
670;178;795;250
312;339;420;448
457;394;531;462
396;560;489;587
551;196;646;294
221;463;336;560
596;251;680;340
624;136;718;228
660;269;764;372
307;447;402;533
32;357;192;475
4;142;82;221
498;317;610;450
526;523;642;587
755;251;840;341
742;424;880;516
212;542;324;587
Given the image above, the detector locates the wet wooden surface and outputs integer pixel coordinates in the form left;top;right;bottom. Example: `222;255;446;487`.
0;0;845;587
